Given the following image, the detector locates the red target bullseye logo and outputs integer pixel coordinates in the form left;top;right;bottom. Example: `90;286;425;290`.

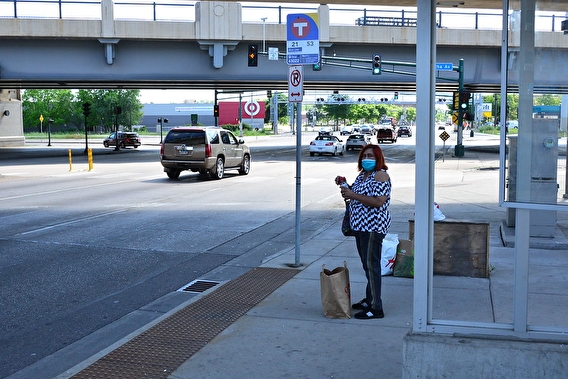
244;100;260;117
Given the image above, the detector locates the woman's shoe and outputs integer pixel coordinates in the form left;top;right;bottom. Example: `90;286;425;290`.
352;299;369;310
354;308;384;319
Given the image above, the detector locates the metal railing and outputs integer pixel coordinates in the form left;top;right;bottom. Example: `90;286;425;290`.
0;0;565;32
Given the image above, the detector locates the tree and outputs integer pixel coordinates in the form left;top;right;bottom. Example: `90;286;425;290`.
22;89;143;133
534;94;560;106
22;89;76;130
80;90;143;133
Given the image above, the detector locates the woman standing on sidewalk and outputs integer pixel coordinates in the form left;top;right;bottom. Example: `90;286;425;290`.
335;144;392;319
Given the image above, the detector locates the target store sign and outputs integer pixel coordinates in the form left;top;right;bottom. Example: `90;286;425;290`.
218;101;266;125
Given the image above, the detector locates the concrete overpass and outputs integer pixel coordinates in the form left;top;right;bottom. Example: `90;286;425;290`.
1;0;568;146
0;0;566;93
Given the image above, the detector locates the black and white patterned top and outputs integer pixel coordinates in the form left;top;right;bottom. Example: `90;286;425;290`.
349;169;391;233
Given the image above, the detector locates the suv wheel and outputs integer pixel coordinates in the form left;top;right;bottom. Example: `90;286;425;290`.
211;157;224;179
239;154;251;175
103;141;109;147
120;141;126;148
167;170;180;180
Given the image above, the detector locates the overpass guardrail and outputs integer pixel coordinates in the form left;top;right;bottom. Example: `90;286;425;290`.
0;0;566;32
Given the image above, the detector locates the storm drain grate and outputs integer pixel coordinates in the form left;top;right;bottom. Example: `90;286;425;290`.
177;279;219;293
70;267;299;379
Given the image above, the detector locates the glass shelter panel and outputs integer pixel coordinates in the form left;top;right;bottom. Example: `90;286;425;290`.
503;0;568;331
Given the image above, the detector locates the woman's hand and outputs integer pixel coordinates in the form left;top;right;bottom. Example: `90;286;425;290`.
340;186;354;200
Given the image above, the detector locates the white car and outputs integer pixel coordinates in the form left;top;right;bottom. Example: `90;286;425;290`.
309;135;345;156
345;134;371;150
318;126;333;135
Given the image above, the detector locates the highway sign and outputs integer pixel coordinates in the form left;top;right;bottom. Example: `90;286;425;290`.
286;13;319;65
288;65;304;103
436;62;453;71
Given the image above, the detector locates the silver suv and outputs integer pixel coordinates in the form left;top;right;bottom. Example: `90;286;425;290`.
160;127;251;180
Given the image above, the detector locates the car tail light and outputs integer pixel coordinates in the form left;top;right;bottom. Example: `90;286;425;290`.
205;144;212;157
325;142;333;146
310;142;316;146
160;143;164;155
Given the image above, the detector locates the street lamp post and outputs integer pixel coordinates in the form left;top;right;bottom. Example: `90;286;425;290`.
261;17;267;53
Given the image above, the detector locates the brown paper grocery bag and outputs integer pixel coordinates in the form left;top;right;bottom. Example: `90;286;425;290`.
320;261;351;319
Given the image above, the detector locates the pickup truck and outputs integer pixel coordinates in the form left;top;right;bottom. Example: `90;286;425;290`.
376;127;397;143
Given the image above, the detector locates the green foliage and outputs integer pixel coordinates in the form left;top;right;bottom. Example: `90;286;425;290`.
535;94;561;106
22;89;143;132
312;98;414;126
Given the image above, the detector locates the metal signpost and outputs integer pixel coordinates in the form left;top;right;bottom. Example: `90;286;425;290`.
439;130;450;162
286;13;319;267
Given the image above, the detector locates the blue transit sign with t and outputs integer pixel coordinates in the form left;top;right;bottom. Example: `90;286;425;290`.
436;62;454;71
286;13;319;65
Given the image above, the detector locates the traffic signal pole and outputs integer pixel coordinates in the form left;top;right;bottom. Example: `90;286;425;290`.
455;58;465;157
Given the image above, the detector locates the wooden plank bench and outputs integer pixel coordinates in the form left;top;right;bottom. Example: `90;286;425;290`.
409;220;490;278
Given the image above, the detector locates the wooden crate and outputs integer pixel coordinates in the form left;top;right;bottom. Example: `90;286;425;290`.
409;220;489;278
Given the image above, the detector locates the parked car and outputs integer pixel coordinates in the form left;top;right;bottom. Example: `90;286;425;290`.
345;134;371;151
103;132;141;148
160;127;251;180
309;135;345;156
340;125;354;135
376;127;397;143
318;126;333;136
397;126;413;137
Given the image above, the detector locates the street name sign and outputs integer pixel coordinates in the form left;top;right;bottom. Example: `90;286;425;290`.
436;63;453;71
286;13;319;65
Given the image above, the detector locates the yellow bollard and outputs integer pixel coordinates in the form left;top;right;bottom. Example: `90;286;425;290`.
88;148;93;171
68;149;73;172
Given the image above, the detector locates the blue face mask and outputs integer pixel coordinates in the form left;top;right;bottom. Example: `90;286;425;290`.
361;159;376;172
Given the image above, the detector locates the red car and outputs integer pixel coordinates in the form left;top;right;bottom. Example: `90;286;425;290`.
376;128;397;143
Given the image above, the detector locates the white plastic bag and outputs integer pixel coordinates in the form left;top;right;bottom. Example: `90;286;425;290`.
434;202;446;221
381;233;399;276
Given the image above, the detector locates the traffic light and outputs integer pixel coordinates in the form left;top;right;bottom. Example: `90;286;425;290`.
394;91;399;100
213;104;219;117
372;53;381;75
459;91;471;109
82;102;91;117
313;61;322;71
267;90;272;99
248;44;258;67
114;106;122;115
